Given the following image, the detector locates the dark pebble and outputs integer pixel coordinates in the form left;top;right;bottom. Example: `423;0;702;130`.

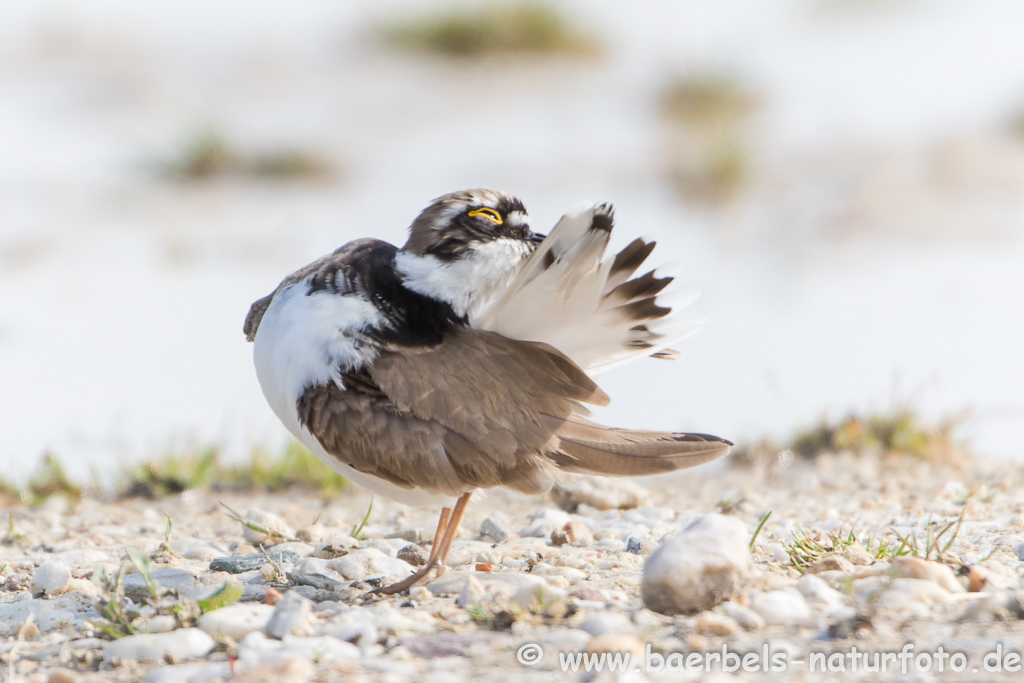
290;572;340;591
209;549;301;574
397;544;429;567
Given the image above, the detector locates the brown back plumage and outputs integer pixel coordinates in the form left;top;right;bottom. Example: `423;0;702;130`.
296;327;729;497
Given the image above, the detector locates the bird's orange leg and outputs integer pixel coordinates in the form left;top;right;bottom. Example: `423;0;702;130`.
372;493;470;595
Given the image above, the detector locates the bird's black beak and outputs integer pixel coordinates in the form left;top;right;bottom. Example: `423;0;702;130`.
527;232;546;246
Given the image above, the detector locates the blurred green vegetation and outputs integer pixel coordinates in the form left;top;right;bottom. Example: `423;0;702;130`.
0;454;82;506
383;3;601;58
122;441;350;498
789;409;963;461
659;71;758;204
160;130;333;182
661;73;756;126
732;406;967;466
2;442;350;505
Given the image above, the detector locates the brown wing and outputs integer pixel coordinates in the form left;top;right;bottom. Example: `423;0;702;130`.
369;328;609;454
297;328;609;497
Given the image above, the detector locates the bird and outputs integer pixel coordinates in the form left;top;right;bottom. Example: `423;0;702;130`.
243;188;731;594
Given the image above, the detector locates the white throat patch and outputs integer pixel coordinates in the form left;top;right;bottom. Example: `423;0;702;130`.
395;239;532;318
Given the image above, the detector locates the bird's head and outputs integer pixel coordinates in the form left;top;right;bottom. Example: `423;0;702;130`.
401;188;541;260
397;189;544;318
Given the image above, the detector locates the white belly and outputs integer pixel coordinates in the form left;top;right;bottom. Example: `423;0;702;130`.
252;282;457;508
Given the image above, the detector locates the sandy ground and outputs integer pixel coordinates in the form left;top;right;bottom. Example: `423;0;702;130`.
2;451;1024;681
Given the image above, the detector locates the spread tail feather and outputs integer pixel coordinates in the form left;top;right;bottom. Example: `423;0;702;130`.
549;416;732;476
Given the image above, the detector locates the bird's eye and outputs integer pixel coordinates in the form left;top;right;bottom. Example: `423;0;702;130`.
467;207;503;225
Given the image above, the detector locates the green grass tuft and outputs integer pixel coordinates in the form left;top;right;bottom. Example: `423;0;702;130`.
384;3;600;58
23;454;82;505
122;441;350;498
659;71;757;203
789;408;964;462
661;73;756;126
159;130;332;182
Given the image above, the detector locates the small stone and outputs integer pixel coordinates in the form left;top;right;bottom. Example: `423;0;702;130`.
563;522;593;547
31;562;72;598
209;550;300;575
806;555;855;575
145;615;178;634
4;573;31;592
696;612;743;636
402;632;509;659
750;589;813;626
721;601;765;630
18;619;40;639
327;549;415;581
550;529;569;546
198;603;274;640
313;543;350;560
570;587;606;603
551;475;649;511
840;543;874;566
877;577;951;609
241;509;294;545
234;544;259;555
265;590;315;639
960;590;1024;621
891;557;964;593
641;513;750;615
396;544;429;567
265;588;283;606
318;621;378;646
290;573;340;591
409;586;431;602
385;528;423;543
142;663;231;683
968;566;991;593
797;574;846;606
427;571;565;607
456;575;486;608
586;634;644;661
238;631;359;665
580;612;634;636
46;669;78;683
767;543;791;564
295;525;330;543
103;628;215;663
624;537;643;555
475;563;494;572
1012;542;1024;562
123;568;198;601
480;517;510;544
182;546;221;562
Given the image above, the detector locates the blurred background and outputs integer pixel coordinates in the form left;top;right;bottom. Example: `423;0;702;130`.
2;0;1023;486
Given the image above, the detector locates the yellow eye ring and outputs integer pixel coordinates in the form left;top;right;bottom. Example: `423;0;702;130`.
467;207;503;225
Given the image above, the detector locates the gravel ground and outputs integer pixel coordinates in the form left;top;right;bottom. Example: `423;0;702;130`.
2;452;1024;682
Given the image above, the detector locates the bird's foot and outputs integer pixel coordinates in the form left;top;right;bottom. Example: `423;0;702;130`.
369;559;445;596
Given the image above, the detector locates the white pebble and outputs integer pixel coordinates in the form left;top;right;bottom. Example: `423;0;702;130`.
238;631;359;665
143;662;232;683
328;549;415;581
31;561;72;598
104;628;215;662
241;509;293;545
721;601;765;630
265;590;315;639
198;603;274;640
641;514;750;615
797;574;846;607
750;589;813;626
